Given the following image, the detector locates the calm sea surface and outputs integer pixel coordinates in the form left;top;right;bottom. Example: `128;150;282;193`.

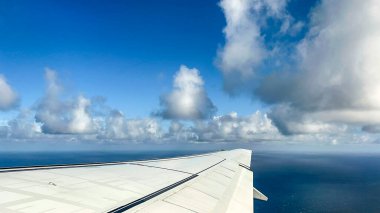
253;152;380;213
0;150;207;167
1;150;379;212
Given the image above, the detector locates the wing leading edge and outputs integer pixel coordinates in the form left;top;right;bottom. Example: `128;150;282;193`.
0;149;266;213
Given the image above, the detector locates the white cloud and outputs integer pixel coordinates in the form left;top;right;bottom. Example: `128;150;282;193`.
166;121;199;142
269;104;348;135
217;0;299;93
4;110;41;139
264;0;287;16
218;0;380;135
0;74;19;110
1;69;163;142
217;0;267;92
35;69;95;134
100;110;162;142
293;0;380;111
156;65;216;120
193;111;279;142
165;111;280;142
257;0;380;134
68;95;93;134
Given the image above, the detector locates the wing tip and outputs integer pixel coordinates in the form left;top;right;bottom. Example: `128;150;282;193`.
253;187;268;201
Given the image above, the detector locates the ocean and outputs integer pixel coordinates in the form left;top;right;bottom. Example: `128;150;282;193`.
253;152;380;213
0;150;206;168
1;150;379;212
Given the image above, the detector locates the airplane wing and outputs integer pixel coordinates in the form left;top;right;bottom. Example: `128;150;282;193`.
0;149;267;213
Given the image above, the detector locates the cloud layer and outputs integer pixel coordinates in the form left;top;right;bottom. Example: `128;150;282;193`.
0;68;286;144
0;66;377;145
192;111;279;142
100;110;162;141
162;111;280;143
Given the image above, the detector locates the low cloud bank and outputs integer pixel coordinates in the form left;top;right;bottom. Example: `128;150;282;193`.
0;67;377;145
0;68;283;144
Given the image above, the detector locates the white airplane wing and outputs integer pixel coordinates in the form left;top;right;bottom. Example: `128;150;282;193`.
0;149;266;213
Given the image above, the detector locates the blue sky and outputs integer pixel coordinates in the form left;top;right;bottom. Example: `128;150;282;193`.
1;0;380;149
0;0;318;117
0;0;254;117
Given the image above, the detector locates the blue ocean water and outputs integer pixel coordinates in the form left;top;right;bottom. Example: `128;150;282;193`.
0;150;207;168
1;150;379;212
253;152;380;213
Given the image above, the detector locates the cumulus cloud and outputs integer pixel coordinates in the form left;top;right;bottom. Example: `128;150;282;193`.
100;110;162;141
269;104;348;135
257;0;380;134
0;68;163;142
156;65;216;120
1;67;283;144
217;0;380;135
217;0;267;90
193;111;279;142
261;0;380;109
164;121;200;142
165;111;279;142
35;69;95;134
217;0;300;93
0;74;19;110
1;110;41;139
